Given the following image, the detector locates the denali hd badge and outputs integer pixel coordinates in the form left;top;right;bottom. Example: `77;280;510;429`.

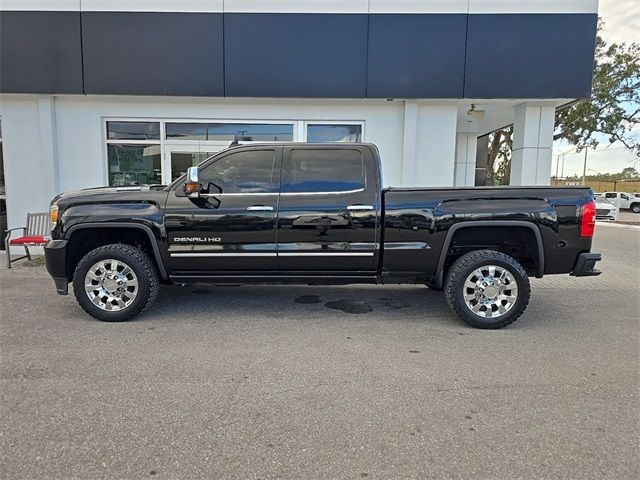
173;237;222;243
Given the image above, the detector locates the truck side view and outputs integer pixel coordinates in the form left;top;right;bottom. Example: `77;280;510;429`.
45;143;602;329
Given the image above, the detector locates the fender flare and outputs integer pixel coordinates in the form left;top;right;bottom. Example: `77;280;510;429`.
65;222;168;279
432;220;545;288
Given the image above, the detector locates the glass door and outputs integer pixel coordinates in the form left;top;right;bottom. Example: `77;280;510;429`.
162;143;229;184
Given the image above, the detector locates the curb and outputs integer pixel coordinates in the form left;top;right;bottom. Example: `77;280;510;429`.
596;222;640;230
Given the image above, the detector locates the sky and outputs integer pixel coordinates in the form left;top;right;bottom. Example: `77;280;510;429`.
552;0;640;176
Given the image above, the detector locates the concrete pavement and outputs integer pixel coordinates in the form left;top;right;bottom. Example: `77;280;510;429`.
1;224;638;479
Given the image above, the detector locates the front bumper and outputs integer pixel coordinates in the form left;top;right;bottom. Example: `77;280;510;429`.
44;239;69;295
571;252;602;277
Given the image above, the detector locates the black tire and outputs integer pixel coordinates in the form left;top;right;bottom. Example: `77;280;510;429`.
631;203;640;214
444;250;530;329
73;243;159;322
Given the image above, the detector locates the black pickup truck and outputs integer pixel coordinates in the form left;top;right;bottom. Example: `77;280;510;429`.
45;143;601;328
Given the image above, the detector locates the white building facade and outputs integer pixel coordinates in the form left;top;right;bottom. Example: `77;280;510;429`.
0;1;599;238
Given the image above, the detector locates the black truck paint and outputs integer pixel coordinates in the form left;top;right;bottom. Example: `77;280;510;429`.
44;143;602;328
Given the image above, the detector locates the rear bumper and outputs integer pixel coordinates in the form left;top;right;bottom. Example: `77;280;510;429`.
44;239;69;295
571;252;602;277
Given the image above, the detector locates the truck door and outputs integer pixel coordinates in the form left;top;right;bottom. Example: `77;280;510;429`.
164;146;281;272
276;145;380;272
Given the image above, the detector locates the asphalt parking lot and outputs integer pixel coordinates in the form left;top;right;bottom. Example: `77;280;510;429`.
1;224;639;479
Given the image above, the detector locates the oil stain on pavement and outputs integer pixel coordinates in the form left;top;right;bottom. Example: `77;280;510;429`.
324;299;373;314
295;295;322;304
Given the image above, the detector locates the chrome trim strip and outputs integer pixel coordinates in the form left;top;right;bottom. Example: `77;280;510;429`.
199;192;279;197
278;252;374;256
280;188;366;196
171;253;277;257
347;205;374;211
247;206;274;211
170;252;375;257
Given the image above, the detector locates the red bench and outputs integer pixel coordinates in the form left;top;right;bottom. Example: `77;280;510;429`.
5;212;50;268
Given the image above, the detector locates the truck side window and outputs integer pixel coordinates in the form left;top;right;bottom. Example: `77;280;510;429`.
199;149;277;194
605;193;616;199
621;194;629;200
287;149;365;193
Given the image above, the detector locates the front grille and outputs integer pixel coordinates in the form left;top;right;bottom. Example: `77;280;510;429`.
596;208;610;216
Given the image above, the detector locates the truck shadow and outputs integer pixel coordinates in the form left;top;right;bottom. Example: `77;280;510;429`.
151;283;459;327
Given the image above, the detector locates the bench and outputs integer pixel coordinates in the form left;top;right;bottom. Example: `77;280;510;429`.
4;212;50;268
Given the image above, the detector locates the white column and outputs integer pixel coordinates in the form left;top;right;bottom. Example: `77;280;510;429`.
402;102;456;187
454;133;478;186
0;96;59;230
510;102;555;185
400;100;418;185
37;96;60;195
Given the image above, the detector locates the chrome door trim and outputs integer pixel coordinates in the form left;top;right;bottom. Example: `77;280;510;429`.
247;206;274;211
347;205;374;211
278;252;374;257
170;252;277;257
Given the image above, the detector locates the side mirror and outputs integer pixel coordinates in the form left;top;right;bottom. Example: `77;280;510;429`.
184;166;201;198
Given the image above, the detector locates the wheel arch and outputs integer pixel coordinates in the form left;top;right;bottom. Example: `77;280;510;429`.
432;221;544;288
65;223;168;280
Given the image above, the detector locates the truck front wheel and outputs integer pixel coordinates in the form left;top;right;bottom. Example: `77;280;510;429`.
631;203;640;214
444;250;530;329
72;243;159;322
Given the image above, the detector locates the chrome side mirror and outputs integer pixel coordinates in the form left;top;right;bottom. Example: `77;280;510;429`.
187;166;199;183
185;166;201;198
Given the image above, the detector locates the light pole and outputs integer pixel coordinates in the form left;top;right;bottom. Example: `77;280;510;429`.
554;148;573;183
581;147;588;186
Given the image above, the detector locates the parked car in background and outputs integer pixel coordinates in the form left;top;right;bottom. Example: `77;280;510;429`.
603;192;640;213
594;194;617;221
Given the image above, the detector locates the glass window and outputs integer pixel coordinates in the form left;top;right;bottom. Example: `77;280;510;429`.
199;150;277;194
287;149;364;193
165;123;208;140
166;123;293;142
605;193;616;199
107;121;160;140
621;194;629;200
307;124;362;143
171;151;217;181
107;144;162;186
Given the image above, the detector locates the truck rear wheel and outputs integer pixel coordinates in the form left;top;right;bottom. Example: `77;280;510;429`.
444;250;530;329
73;243;159;322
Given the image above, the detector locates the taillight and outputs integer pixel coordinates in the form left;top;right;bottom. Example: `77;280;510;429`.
580;201;596;238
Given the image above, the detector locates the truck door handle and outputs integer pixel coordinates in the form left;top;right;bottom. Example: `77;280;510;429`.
347;205;374;211
247;205;274;211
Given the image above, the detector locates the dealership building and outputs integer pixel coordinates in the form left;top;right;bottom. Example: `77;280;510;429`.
0;0;598;235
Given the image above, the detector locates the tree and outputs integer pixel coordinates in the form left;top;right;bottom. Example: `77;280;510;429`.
555;30;640;156
486;20;640;183
621;166;639;180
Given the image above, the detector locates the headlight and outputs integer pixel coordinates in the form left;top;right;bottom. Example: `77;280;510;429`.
50;204;59;229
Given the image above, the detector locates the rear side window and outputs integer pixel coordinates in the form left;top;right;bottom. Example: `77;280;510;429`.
605;193;616;199
199;149;277;194
286;149;365;193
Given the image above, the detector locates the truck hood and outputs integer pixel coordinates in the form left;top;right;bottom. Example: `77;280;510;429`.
52;185;168;207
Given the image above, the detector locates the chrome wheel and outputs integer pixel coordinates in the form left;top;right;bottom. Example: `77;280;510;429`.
463;264;518;318
84;259;138;311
